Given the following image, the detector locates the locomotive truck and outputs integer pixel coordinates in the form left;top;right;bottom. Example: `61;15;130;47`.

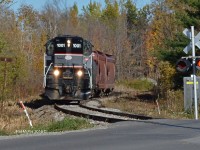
43;35;115;100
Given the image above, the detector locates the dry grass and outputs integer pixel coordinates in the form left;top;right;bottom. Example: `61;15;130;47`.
0;100;31;134
102;85;192;119
0;96;93;135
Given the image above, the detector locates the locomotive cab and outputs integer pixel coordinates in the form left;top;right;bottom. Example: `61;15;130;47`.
44;35;93;100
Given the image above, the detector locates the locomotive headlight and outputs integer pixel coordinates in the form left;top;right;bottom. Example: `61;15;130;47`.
53;69;60;77
77;70;83;77
67;40;71;47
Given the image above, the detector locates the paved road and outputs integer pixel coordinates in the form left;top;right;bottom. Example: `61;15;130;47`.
0;119;200;150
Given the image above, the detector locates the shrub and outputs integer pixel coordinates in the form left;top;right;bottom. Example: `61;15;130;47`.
117;79;154;91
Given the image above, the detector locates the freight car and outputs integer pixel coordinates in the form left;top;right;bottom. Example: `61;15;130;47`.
43;35;115;100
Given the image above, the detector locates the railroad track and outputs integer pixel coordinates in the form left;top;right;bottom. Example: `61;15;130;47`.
54;100;153;123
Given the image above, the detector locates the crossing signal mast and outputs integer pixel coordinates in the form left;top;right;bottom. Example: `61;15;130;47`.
176;26;200;120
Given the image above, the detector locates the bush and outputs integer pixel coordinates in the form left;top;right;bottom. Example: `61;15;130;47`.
117;79;154;91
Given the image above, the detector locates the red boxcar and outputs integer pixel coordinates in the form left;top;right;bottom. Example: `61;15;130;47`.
92;51;115;96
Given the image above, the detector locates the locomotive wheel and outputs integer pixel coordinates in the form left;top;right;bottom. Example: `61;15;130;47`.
93;89;101;97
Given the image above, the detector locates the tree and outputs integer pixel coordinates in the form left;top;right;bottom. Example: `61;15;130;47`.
101;0;120;30
144;0;200;97
0;0;12;5
83;1;102;18
69;3;78;27
125;0;137;34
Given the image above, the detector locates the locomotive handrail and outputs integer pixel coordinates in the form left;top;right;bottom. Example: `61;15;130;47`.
83;54;93;89
43;62;53;87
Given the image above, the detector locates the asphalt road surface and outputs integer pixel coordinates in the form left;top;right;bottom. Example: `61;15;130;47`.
0;119;200;150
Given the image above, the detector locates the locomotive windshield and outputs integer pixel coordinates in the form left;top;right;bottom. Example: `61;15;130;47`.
46;36;93;55
54;37;83;54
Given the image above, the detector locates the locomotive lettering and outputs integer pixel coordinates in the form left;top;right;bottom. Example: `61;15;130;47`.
73;43;81;48
57;44;65;47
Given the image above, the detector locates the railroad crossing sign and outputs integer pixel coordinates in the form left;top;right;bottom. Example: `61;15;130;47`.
183;28;200;54
182;26;200;120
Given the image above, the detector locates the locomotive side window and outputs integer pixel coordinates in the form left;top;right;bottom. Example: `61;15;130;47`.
55;38;66;53
71;38;83;54
83;40;92;56
46;41;54;56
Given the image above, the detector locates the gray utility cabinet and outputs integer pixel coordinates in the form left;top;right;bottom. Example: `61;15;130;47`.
184;77;200;111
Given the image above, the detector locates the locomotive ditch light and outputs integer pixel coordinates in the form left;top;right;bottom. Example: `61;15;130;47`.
77;70;83;77
53;69;60;77
176;58;191;73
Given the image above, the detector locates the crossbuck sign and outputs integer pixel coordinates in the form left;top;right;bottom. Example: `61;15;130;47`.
183;28;200;54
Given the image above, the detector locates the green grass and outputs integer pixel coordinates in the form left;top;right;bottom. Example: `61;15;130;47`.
27;118;93;133
1;117;93;136
0;130;9;136
45;118;93;132
117;79;154;91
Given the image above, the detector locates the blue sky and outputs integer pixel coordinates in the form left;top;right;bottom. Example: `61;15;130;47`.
11;0;152;12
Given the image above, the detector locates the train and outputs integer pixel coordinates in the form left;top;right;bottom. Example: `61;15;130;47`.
43;35;115;100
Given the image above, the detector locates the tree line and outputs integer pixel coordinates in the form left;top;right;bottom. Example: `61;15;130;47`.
0;0;199;101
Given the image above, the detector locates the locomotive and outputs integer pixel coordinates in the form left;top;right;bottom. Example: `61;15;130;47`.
43;35;115;100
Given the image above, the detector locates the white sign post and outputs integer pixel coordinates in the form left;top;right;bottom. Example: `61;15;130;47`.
183;26;199;120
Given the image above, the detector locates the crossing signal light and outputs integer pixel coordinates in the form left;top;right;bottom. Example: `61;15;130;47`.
196;58;200;70
176;58;200;73
176;58;191;73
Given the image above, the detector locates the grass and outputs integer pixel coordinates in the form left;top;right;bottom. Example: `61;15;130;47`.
103;79;197;119
0;130;9;136
0;99;94;136
102;96;193;119
0;78;197;135
117;78;154;91
32;118;93;132
6;117;93;136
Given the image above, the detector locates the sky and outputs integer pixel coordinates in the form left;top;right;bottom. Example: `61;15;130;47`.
10;0;152;12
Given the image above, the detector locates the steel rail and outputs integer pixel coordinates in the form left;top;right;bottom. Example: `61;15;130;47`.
54;104;128;123
54;99;154;123
79;100;153;120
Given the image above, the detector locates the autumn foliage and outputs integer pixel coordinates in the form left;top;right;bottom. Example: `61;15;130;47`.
0;0;199;102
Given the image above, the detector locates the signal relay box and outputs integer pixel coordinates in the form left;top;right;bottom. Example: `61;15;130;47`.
184;76;200;111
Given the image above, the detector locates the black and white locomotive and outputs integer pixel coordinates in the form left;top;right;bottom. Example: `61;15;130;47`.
44;35;115;100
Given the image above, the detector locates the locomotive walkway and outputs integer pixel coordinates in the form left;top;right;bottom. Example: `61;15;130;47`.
0;119;200;150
